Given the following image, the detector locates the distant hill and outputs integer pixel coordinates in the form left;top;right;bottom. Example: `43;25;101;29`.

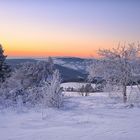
53;57;91;73
6;57;88;82
6;59;37;66
54;64;87;82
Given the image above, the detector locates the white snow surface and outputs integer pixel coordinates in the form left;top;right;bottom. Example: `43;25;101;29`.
0;90;140;140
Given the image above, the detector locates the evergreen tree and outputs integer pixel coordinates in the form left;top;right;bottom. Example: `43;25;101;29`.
0;44;11;83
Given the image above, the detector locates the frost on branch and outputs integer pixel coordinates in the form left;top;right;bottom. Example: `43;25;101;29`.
0;57;63;109
41;70;63;108
88;43;140;103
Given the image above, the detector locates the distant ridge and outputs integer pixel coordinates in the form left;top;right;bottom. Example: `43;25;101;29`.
6;57;88;82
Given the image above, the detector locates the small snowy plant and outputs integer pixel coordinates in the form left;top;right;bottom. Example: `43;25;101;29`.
16;95;23;113
41;70;63;108
79;84;94;96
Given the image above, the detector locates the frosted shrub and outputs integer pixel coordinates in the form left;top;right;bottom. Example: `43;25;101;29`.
41;70;63;108
0;57;63;109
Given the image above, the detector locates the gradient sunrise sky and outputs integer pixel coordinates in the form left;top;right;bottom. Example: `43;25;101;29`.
0;0;140;58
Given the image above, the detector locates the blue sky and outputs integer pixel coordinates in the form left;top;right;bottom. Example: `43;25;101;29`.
0;0;140;57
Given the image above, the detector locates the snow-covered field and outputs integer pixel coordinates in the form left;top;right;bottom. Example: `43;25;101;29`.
0;90;140;140
61;82;96;93
61;82;96;89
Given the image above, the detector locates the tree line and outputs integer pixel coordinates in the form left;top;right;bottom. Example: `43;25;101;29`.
0;42;140;108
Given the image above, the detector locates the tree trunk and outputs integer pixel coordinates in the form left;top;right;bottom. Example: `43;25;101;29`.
123;85;127;103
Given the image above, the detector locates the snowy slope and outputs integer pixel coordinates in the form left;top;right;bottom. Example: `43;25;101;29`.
35;57;89;72
0;91;140;140
53;57;88;72
6;58;87;82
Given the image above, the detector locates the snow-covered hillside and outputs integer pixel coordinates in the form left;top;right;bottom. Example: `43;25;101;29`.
53;57;89;72
0;90;140;140
7;58;88;82
35;57;88;72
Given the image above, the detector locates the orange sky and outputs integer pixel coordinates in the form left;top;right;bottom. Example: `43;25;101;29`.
0;1;139;58
1;22;115;58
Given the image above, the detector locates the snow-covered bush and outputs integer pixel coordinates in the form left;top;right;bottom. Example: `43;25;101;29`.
13;60;54;88
79;84;94;96
41;70;63;108
0;58;63;109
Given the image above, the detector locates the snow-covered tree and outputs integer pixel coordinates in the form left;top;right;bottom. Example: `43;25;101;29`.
13;59;54;89
88;43;140;103
0;57;64;109
0;44;11;83
41;70;63;108
79;84;94;96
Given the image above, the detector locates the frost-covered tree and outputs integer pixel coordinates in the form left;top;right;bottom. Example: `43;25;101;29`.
79;85;86;96
79;84;94;96
84;84;94;96
13;59;54;89
41;70;63;108
0;44;11;83
88;43;140;103
0;59;54;103
0;57;63;109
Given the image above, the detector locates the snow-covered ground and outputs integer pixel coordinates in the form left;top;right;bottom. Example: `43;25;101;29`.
61;82;95;88
61;82;96;91
0;91;140;140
